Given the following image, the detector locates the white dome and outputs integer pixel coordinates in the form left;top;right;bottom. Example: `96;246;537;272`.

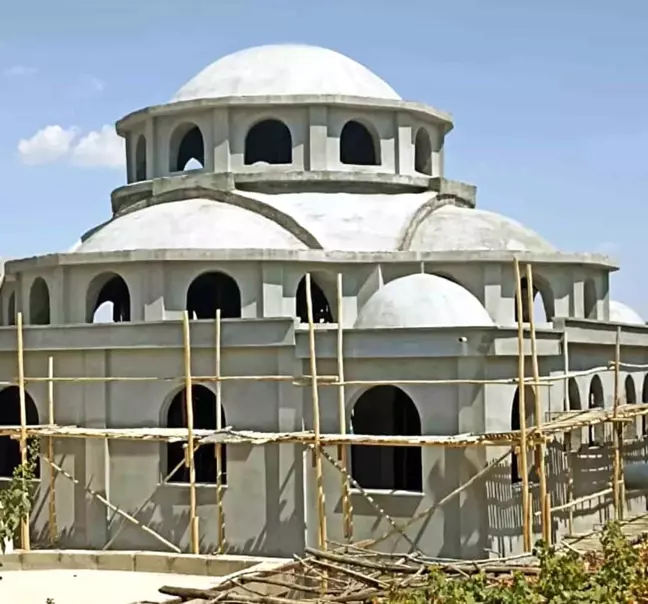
172;44;401;102
355;274;494;329
408;205;554;252
609;300;644;325
75;199;308;253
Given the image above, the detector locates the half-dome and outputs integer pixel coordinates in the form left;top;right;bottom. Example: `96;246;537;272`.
408;205;554;253
172;44;401;102
609;300;644;325
355;273;494;329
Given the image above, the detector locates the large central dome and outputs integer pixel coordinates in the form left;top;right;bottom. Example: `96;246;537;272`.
172;44;401;102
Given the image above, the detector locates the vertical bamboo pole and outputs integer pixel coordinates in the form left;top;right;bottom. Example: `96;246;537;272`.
215;308;226;553
16;312;30;550
305;273;327;550
563;334;574;534
612;326;623;521
525;264;550;545
513;260;531;551
47;356;57;545
336;273;353;541
182;311;199;554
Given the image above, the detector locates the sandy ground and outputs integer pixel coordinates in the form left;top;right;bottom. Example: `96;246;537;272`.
0;568;223;604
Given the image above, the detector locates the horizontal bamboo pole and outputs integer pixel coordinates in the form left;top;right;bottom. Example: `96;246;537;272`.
22;374;340;384
535;486;614;516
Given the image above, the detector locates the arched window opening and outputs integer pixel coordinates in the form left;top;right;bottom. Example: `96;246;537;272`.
568;378;581;410
7;292;16;326
511;386;536;484
584;279;597;319
350;386;422;492
514;276;554;323
295;275;334;324
187;272;241;320
135;135;147;181
414;128;432;175
170;124;205;172
0;386;40;479
625;375;638;439
588;375;604;445
29;277;51;325
642;376;648;437
86;273;131;323
244;119;292;165
166;385;226;484
340;120;379;166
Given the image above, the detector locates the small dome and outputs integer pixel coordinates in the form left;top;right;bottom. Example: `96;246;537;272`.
408;205;554;252
74;199;308;253
172;44;400;102
355;273;494;329
609;300;644;325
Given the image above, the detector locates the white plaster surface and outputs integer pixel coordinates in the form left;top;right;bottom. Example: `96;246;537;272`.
0;569;218;604
355;273;494;328
409;205;555;252
172;44;401;102
609;300;644;325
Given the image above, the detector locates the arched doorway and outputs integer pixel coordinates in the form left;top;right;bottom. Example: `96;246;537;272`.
29;277;51;325
414;128;432;175
626;375;638;439
135;135;147;181
86;273;131;323
588;375;604;445
584;279;597;319
515;276;554;323
166;385;227;484
350;386;422;492
244;119;292;165
186;272;241;319
511;385;536;484
169;123;205;172
295;275;334;324
0;386;40;478
340;120;379;166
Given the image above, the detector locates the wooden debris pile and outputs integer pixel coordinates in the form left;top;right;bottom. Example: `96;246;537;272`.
155;545;540;604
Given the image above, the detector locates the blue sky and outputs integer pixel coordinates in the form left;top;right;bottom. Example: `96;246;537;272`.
1;0;647;313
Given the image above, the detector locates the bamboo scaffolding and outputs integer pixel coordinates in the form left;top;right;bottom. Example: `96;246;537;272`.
514;259;532;551
16;312;30;550
335;273;353;542
525;264;550;545
305;273;327;551
612;326;623;521
47;355;57;545
562;333;575;534
181;311;199;555
215;308;226;554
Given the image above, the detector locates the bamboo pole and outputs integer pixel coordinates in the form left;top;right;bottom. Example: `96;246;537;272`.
562;333;574;534
525;264;550;545
612;326;623;521
16;312;30;550
336;273;353;542
305;273;327;551
514;260;531;551
182;311;199;555
47;356;57;545
215;308;226;553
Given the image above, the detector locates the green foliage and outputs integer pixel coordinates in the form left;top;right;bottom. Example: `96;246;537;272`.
386;522;648;603
0;439;39;553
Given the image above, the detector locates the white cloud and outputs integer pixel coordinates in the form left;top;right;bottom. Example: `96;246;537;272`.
17;125;78;165
70;125;124;168
4;65;37;77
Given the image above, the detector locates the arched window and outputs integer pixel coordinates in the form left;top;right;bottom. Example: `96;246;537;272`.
414;128;432;175
135;135;147;181
295;275;334;324
588;375;604;445
86;273;131;323
8;291;16;326
625;375;638;439
511;385;536;484
169;124;205;172
29;277;51;325
166;385;226;484
642;375;648;437
186;272;241;320
350;386;422;492
584;279;597;319
0;386;40;478
244;119;292;165
567;378;582;449
515;276;554;323
340;120;379;166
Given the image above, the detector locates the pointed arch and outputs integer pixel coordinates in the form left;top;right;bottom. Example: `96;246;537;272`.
350;386;422;492
186;271;241;320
